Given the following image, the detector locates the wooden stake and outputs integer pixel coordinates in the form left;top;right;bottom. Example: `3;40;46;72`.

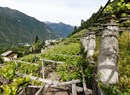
81;67;89;95
42;60;45;79
14;60;18;67
35;85;45;95
72;81;77;95
28;85;92;94
40;59;64;64
16;72;81;86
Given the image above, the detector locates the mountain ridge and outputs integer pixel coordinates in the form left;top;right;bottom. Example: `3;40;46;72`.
45;21;74;37
0;7;58;48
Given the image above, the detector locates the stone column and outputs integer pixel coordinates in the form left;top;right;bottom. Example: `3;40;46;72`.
98;22;118;84
81;31;96;63
87;31;96;58
81;35;89;52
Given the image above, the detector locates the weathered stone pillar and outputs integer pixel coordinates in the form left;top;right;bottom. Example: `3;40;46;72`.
81;30;96;94
98;22;118;84
81;31;96;63
87;31;96;58
81;35;89;52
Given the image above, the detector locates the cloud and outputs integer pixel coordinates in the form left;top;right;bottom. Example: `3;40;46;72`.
0;0;108;25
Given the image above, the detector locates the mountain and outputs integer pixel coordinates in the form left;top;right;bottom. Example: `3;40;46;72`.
45;22;74;37
0;7;58;48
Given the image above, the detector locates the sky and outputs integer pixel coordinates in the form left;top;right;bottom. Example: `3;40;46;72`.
0;0;108;26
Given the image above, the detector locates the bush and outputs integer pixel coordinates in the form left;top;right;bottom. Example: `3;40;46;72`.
20;54;40;63
32;40;44;53
0;56;3;64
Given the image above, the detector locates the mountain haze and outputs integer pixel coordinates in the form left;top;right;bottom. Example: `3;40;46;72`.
45;22;74;37
0;7;58;47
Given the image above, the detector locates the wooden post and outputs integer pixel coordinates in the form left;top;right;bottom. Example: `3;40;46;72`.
42;60;45;79
14;60;18;67
72;82;77;95
35;86;44;95
81;67;88;95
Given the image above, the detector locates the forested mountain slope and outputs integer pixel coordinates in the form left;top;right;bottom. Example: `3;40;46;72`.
0;7;58;48
45;22;74;37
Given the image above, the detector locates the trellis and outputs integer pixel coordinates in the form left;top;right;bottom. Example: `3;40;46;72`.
13;59;92;95
80;0;130;95
1;1;130;95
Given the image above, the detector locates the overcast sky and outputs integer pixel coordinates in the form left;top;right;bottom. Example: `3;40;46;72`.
0;0;108;26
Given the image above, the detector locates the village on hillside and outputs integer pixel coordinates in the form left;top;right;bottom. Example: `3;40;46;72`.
0;38;63;62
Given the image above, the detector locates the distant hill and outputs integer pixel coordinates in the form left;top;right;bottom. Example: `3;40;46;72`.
45;22;74;37
0;7;58;48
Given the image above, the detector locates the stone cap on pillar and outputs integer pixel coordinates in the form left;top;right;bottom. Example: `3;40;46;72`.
102;19;119;26
85;31;95;37
88;27;103;31
101;23;119;27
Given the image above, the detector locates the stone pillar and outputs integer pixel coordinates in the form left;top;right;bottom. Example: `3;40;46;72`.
98;22;118;84
81;36;89;52
87;31;96;58
81;31;96;63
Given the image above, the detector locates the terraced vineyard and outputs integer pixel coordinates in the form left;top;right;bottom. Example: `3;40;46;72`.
0;0;130;95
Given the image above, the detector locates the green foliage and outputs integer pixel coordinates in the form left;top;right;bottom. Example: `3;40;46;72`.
32;40;44;53
0;58;42;94
41;42;82;61
118;31;130;90
84;66;93;78
104;5;113;12
0;63;16;80
56;55;91;81
31;80;44;86
70;29;88;39
100;84;122;95
41;36;85;81
34;35;39;43
20;54;40;63
11;45;30;57
72;0;130;35
103;0;130;22
0;57;3;64
117;0;130;11
100;84;130;95
104;0;130;13
16;62;41;75
57;63;81;81
1;77;30;95
120;20;130;27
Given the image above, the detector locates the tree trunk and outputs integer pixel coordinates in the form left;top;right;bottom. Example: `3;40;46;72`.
98;22;118;85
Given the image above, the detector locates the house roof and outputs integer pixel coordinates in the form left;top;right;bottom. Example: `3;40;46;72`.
1;51;14;57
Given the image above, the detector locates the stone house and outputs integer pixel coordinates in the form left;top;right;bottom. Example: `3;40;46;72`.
1;51;18;62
